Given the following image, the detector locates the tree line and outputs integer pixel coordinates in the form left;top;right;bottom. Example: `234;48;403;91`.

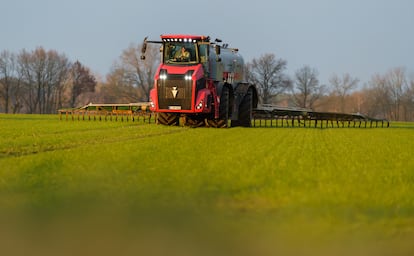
1;44;413;121
0;48;96;114
247;54;414;121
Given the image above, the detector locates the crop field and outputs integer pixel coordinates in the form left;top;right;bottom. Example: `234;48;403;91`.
1;114;413;256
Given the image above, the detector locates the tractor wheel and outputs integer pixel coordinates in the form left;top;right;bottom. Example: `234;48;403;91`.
232;87;253;127
206;118;227;128
207;86;230;128
185;116;205;127
157;112;179;126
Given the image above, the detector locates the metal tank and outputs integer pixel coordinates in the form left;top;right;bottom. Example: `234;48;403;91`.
208;44;245;86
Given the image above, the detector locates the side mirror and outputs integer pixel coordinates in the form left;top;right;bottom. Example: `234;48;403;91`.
141;36;148;54
140;36;148;60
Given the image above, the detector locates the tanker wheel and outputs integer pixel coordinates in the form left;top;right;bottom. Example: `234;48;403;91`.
157;112;179;126
231;87;253;127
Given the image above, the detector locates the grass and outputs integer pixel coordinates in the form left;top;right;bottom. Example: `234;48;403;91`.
0;114;414;256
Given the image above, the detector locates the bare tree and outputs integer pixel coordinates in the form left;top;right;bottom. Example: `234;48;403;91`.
292;65;325;109
102;66;141;103
364;68;409;121
70;61;97;107
106;43;159;102
364;74;392;119
385;67;407;120
45;50;71;113
17;47;70;113
329;73;359;112
17;49;36;113
246;53;291;104
0;50;23;113
404;79;414;121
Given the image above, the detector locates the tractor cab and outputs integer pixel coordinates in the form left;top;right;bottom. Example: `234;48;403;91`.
163;41;198;64
160;35;212;78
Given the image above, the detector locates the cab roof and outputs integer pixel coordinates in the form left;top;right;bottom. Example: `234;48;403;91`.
160;34;210;42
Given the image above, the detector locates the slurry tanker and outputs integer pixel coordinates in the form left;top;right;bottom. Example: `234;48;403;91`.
59;34;389;128
141;34;258;127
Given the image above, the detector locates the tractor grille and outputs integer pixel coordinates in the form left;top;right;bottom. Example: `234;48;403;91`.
158;75;192;110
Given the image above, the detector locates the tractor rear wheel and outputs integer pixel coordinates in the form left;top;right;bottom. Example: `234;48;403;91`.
157;112;179;126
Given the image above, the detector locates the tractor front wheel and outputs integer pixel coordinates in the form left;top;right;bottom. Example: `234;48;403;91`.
157;112;179;126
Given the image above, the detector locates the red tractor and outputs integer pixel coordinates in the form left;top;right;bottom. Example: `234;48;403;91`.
141;34;258;127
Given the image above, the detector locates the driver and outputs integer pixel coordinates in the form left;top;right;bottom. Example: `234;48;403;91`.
174;46;190;61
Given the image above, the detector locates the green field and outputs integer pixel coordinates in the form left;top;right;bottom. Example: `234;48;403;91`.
1;114;413;256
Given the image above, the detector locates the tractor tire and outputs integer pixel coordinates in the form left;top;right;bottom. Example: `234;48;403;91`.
157;112;179;126
232;87;253;127
206;118;227;128
207;86;229;128
185;116;205;127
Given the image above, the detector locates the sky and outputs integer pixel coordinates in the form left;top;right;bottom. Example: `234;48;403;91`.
2;0;413;86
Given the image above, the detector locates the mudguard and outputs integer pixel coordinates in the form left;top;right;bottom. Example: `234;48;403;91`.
195;88;212;113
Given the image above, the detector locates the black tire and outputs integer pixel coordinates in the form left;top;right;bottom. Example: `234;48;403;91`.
231;88;253;127
185;116;205;127
206;118;227;128
157;112;179;126
206;86;229;128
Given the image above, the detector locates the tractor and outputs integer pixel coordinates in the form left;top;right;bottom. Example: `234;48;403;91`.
141;34;258;127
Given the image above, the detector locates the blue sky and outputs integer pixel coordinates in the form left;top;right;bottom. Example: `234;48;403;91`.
2;0;413;85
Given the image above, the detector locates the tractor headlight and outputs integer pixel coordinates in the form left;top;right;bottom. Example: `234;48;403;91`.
196;100;204;110
185;70;194;81
159;69;167;80
149;96;155;108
